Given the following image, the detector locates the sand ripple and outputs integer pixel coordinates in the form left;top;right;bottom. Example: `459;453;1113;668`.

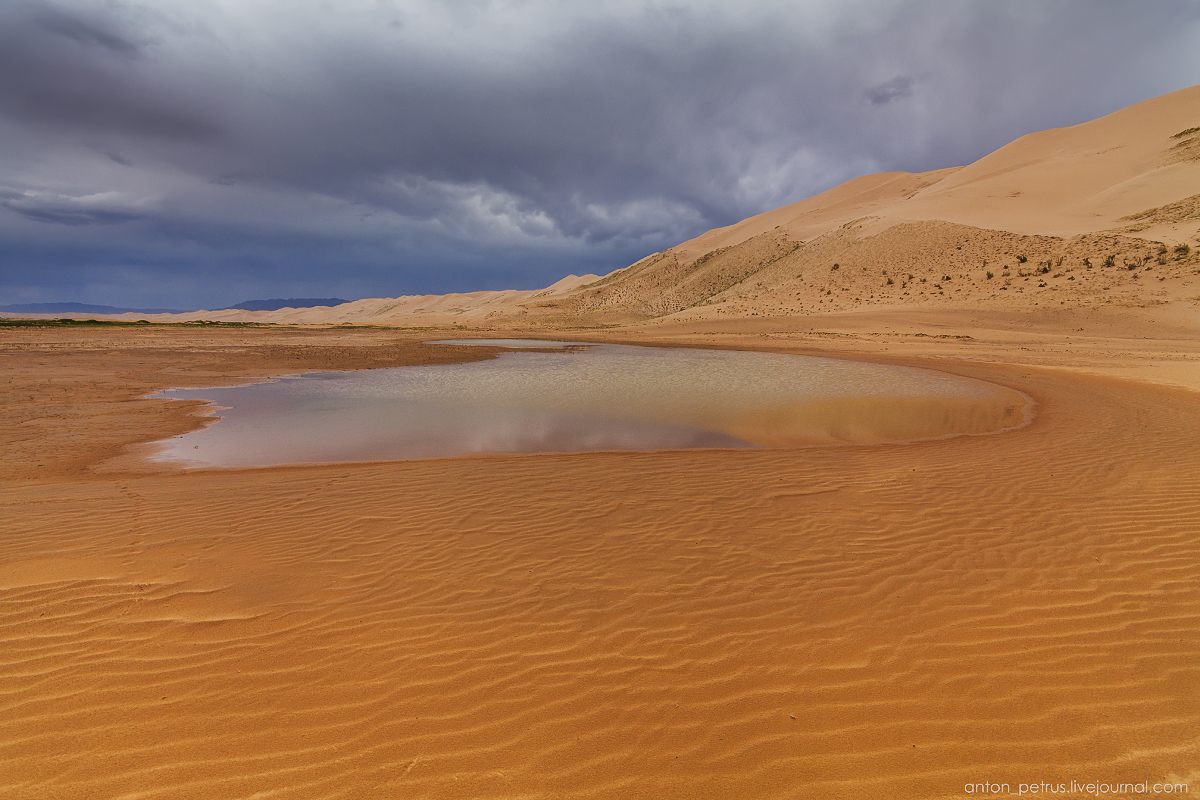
1;365;1198;798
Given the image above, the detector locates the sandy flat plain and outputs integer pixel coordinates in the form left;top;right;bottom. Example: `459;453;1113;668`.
2;314;1198;800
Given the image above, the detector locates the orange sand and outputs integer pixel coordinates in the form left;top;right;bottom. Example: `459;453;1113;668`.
2;320;1199;799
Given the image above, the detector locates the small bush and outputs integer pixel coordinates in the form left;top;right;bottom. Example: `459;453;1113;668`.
831;263;840;270
1083;257;1092;268
985;271;994;280
1175;244;1191;258
1103;255;1116;268
1017;255;1027;263
886;277;894;285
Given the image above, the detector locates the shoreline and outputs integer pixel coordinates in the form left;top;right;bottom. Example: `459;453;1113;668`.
139;340;1038;472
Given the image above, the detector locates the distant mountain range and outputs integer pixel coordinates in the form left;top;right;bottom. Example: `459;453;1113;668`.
1;298;351;315
0;302;189;315
222;298;349;311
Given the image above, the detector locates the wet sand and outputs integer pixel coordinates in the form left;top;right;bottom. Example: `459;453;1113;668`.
2;321;1198;799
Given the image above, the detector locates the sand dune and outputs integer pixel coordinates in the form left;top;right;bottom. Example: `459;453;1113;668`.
551;86;1199;326
100;273;604;326
72;83;1198;329
687;84;1200;247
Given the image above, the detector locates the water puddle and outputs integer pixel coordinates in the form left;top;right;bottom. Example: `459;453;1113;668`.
150;341;1029;467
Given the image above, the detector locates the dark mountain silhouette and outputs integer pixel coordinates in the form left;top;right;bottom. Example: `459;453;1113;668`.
0;302;188;314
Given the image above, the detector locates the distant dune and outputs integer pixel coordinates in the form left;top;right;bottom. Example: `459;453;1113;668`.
221;298;350;311
101;272;608;325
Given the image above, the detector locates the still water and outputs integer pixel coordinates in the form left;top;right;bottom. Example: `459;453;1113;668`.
150;341;1028;467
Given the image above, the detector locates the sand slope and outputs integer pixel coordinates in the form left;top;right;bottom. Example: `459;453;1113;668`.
100;273;604;326
553;86;1200;324
682;83;1200;248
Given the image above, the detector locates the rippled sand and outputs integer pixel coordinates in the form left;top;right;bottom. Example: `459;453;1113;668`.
2;325;1198;798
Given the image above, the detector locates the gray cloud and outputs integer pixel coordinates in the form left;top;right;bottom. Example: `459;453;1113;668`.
0;2;215;138
1;188;149;226
33;4;142;56
865;76;914;105
1;0;1198;308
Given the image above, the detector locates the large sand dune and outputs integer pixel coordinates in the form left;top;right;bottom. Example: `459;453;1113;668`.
89;84;1199;328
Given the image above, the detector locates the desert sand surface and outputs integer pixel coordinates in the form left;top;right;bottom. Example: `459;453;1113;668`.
3;85;1200;799
2;316;1199;800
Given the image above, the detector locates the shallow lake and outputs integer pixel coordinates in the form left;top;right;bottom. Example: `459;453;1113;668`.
150;340;1029;467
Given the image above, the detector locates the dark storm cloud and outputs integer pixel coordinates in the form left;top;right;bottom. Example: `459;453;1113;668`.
0;188;146;226
0;1;215;138
1;0;1198;308
33;4;142;56
865;77;914;106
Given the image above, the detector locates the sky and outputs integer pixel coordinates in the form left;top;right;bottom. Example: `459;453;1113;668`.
1;0;1199;309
